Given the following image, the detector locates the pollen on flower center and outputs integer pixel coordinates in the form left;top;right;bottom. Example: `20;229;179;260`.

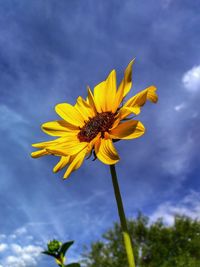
78;112;115;142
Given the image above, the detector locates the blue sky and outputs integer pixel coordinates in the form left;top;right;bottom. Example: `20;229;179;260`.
0;0;200;266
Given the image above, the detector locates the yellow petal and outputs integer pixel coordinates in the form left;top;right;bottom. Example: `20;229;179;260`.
105;70;117;112
93;81;107;113
95;138;119;165
87;86;97;113
87;132;101;151
119;106;141;119
112;60;134;113
75;96;95;121
46;132;88;156
53;156;70;173
110;114;121;130
125;85;158;107
121;85;158;119
63;148;87;179
147;86;158;103
47;140;88;156
110;120;145;139
32;137;67;149
55;103;85;127
42;120;77;136
31;149;49;158
32;140;57;149
93;70;117;112
119;59;135;97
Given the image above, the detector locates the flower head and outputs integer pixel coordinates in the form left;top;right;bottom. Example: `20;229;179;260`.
31;60;158;178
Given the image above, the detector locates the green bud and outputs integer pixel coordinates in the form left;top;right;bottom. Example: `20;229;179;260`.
48;239;62;253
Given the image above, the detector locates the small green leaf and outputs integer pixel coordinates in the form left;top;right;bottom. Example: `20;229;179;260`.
59;241;74;256
42;250;57;258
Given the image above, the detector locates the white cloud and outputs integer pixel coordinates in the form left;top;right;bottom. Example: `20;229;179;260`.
182;65;200;92
11;244;23;254
150;191;200;225
0;227;43;267
174;102;185;111
0;243;8;252
6;255;36;267
3;244;42;267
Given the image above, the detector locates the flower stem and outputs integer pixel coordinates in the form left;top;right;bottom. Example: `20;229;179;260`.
109;164;136;267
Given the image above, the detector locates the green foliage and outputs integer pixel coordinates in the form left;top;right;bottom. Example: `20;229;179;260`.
60;241;74;257
82;214;200;267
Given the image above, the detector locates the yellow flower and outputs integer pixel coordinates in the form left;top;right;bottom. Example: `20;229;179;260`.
31;60;158;178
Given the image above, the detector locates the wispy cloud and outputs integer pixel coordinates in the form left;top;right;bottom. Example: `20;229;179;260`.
161;136;193;177
174;102;185;112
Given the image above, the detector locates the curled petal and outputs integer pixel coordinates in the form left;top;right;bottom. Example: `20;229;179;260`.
121;86;158;119
119;106;141;119
110;120;145;139
147;86;158;103
125;85;158;107
95;138;119;165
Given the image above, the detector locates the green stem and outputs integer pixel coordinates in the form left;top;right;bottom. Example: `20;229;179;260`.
109;164;136;267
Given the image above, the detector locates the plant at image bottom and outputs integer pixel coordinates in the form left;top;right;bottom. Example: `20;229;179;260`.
31;60;158;267
43;240;80;267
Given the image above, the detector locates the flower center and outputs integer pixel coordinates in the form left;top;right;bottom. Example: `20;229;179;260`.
78;112;115;142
